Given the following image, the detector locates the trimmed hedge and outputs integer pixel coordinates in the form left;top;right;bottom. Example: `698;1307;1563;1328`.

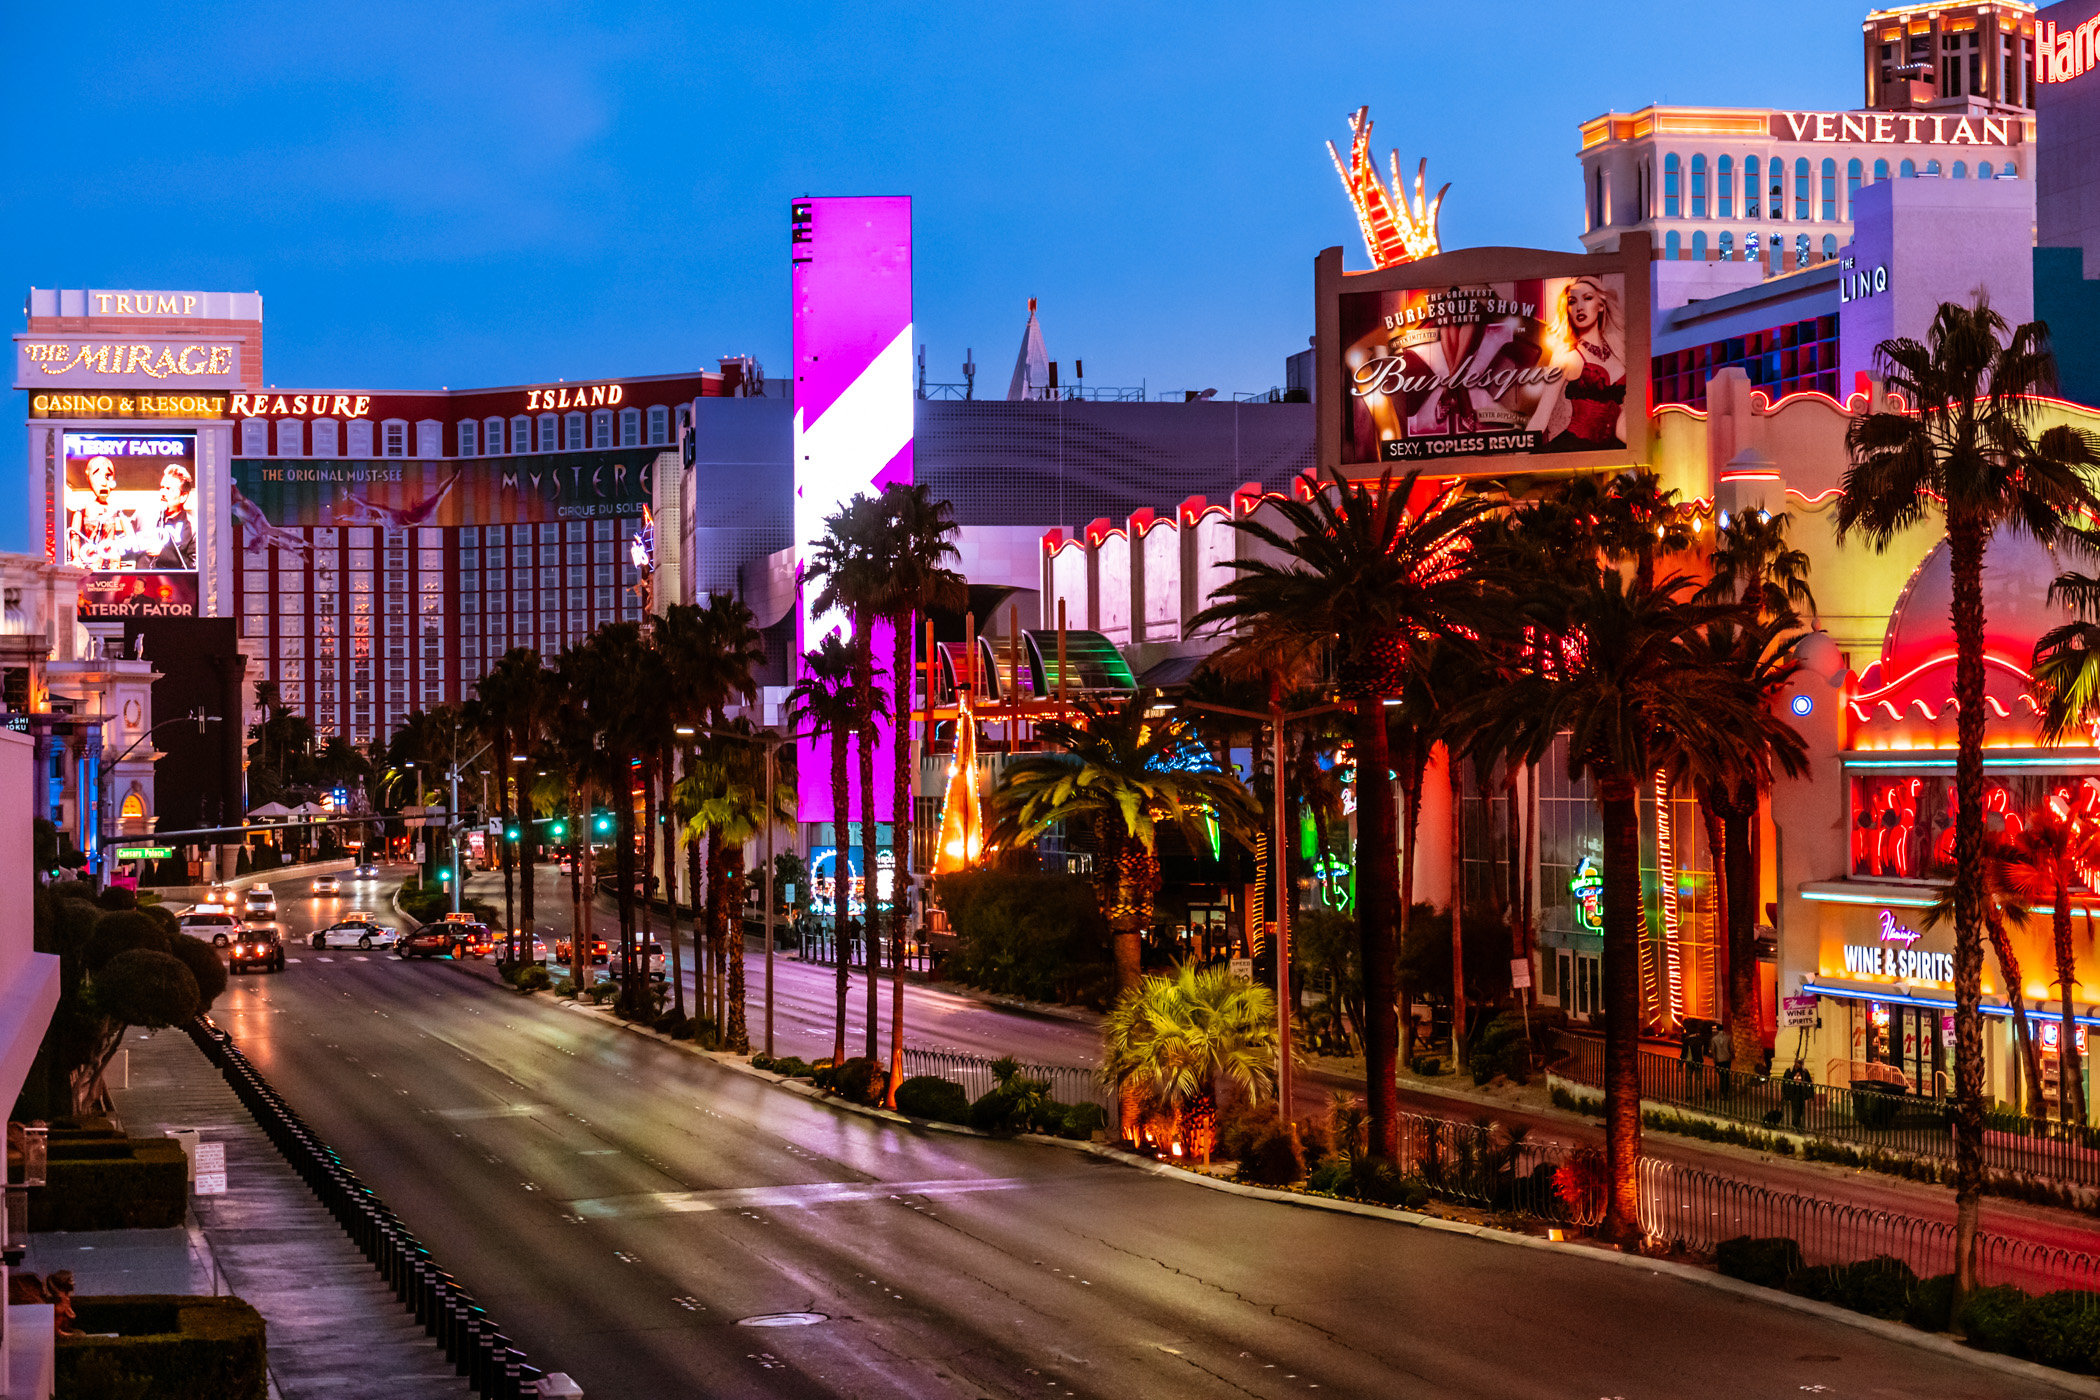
1715;1236;1803;1290
57;1295;266;1400
33;1138;187;1232
893;1076;971;1124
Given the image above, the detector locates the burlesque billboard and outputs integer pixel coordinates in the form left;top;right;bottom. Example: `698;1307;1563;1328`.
228;449;655;534
62;431;200;617
1338;274;1630;464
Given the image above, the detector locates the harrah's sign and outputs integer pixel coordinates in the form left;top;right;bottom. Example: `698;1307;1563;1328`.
1767;111;2022;146
2039;13;2100;84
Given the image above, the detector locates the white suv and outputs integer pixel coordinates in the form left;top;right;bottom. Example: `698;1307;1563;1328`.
179;910;241;947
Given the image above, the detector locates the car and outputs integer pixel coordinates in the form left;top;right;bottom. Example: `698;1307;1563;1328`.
352;863;379;879
243;886;278;916
311;914;397;950
558;856;575;876
401;921;490;958
228;926;285;973
195;884;237;911
553;937;609;965
311;874;342;896
178;910;241;947
460;929;494;960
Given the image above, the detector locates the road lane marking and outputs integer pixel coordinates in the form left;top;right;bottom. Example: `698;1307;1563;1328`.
426;1105;548;1120
316;956;335;962
567;1176;1035;1220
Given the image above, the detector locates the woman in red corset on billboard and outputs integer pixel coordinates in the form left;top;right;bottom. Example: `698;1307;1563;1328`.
1535;275;1627;452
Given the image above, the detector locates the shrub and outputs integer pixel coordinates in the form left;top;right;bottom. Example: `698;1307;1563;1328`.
1784;1264;1847;1306
66;1349;152;1400
1834;1256;1916;1321
933;869;1112;1006
57;1296;267;1400
1056;1101;1107;1140
819;1057;888;1106
1215;1101;1278;1163
1295;1113;1335;1171
651;1012;693;1039
2018;1290;2100;1371
1551;1149;1608;1223
1715;1236;1803;1290
1338;1155;1417;1207
86;911;171;971
94;885;139;912
163;936;228;1010
1306;1156;1352;1195
1468;1008;1534;1085
32;1139;188;1232
553;978;579;998
752;1055;814;1079
90;950;201;1029
513;965;552;993
1233;1116;1305;1186
1957;1284;2032;1355
894;1076;971;1124
1906;1273;1956;1332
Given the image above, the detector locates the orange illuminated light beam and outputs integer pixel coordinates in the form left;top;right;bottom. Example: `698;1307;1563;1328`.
1326;106;1448;270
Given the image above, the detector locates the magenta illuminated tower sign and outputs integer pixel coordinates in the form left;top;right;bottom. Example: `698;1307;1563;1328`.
791;196;913;822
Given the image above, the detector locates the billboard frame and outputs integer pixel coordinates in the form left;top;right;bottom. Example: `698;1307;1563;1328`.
1315;233;1653;481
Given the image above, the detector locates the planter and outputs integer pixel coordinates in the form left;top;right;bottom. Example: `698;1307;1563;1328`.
31;1138;187;1232
57;1296;266;1400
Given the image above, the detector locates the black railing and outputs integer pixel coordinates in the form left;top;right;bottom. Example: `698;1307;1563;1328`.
185;1018;544;1398
898;1046;1110;1113
798;927;933;973
1556;1035;2100;1187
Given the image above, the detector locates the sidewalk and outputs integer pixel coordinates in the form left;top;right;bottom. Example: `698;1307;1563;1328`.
101;1027;469;1399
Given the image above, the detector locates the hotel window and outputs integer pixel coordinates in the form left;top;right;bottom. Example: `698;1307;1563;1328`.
647;404;670;445
2002;161;2016;177
416;420;443;457
1955;161;1970;179
1719;230;1735;261
1925;159;1941;176
1820;159;1837;220
1822;234;1838;261
563;412;585;450
1717;156;1733;217
1794;233;1810;266
276;419;304;457
240;418;268;456
1662;153;1680;218
484;417;505;454
313;419;340;456
1689;155;1707;218
1665;230;1680;261
1900;158;1917;178
1873;158;1889;182
619;407;640;446
1744;156;1760;218
536;414;557;452
1691;230;1707;260
347;420;374;455
1847;158;1863;213
1771;161;1786;218
457;420;478;457
1979;162;1996;180
510;415;529;454
382;420;408;457
1793;158;1810;220
589;410;610;448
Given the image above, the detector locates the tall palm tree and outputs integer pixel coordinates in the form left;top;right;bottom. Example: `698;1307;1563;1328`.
1191;466;1495;1163
1696;509;1818;622
1835;295;2100;1292
542;659;600;989
789;633;878;1066
1471;570;1760;1245
989;690;1257;1023
1990;807;2100;1126
868;483;968;1106
808;493;891;1059
477;647;549;963
678;724;797;1053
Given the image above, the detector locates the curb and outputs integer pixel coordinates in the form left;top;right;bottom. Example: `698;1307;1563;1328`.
533;985;2100;1397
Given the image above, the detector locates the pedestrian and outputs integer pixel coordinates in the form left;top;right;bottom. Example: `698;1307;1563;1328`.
1781;1062;1815;1130
1710;1021;1735;1099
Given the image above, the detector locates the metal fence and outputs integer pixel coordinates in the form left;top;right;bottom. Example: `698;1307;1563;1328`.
1394;1110;1595;1223
898;1046;1110;1113
796;926;933;973
1555;1035;2100;1187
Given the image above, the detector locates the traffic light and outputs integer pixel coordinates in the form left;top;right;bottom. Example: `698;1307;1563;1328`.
437;866;453;882
505;825;521;842
592;812;613;835
548;820;566;839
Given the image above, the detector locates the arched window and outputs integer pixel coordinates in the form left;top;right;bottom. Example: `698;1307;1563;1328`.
1925;159;1941;176
1820;158;1837;219
1690;154;1708;218
1847;158;1863;215
1664;153;1681;218
1718;156;1734;218
1979;162;1996;180
1771;161;1786;217
1874;158;1889;181
1952;160;1968;178
1794;233;1810;266
1822;234;1838;260
1745;156;1761;218
1666;229;1682;261
1794;158;1811;219
2002;161;2017;177
456;419;478;457
1692;230;1708;260
1720;230;1735;261
1900;158;1917;178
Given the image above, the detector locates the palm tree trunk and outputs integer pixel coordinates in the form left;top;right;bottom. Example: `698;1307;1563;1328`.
1356;697;1402;1163
707;835;728;1034
573;783;594;989
1986;905;2047;1117
518;784;536;963
832;735;851;1066
726;846;750;1053
1398;746;1426;1070
686;832;705;1027
2055;870;2086;1126
663;745;684;1019
1947;512;1989;1298
886;614;913;1108
615;799;639;1009
497;721;515;956
852;606;879;1064
1701;800;1726;1031
1597;771;1647;1246
1449;747;1467;1065
1721;801;1762;1070
641;758;658;948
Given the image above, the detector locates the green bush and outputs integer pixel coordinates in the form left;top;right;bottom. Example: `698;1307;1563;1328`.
57;1296;267;1400
1335;1155;1424;1208
1906;1273;1957;1332
1233;1116;1305;1186
33;1139;188;1232
1957;1284;2032;1355
967;1058;1056;1133
65;1348;152;1400
1467;1008;1534;1085
90;950;201;1028
163;936;228;1009
1056;1102;1107;1140
893;1076;971;1124
933;870;1112;1007
1306;1156;1351;1195
1783;1264;1847;1306
752;1055;815;1079
1834;1256;1917;1321
86;911;169;970
1715;1236;1804;1290
817;1057;888;1106
651;1011;693;1039
2019;1290;2100;1372
512;965;552;993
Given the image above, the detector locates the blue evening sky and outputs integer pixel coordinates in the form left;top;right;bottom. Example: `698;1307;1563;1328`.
4;2;1858;548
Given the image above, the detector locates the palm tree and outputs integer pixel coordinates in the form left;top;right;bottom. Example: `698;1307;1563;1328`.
1696;509;1818;622
1101;963;1278;1163
1989;808;2100;1126
1191;466;1495;1163
477;647;549;963
1471;570;1761;1245
867;482;968;1106
789;633;878;1066
678;723;796;1053
1835;294;2100;1292
807;493;891;1059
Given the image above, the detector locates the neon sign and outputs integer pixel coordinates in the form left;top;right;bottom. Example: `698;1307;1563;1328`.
1326;106;1446;270
2039;16;2100;84
1570;857;1603;932
1841;911;1951;986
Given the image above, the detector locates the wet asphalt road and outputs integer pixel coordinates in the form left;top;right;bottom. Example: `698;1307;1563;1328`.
199;871;2075;1399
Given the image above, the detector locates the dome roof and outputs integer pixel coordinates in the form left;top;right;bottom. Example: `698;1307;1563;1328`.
1871;525;2072;688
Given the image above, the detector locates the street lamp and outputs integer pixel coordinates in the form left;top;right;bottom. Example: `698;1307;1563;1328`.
99;709;221;881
